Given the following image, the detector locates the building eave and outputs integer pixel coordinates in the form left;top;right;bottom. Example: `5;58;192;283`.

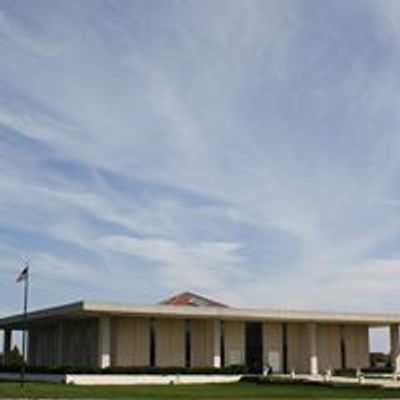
81;301;400;326
0;301;85;329
2;300;400;329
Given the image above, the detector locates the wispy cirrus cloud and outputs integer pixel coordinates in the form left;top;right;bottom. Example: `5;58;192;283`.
1;0;400;346
97;235;245;294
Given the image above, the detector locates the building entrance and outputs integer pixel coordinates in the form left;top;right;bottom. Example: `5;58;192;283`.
245;322;263;373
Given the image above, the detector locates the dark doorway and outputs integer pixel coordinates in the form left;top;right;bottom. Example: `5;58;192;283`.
340;324;346;369
282;323;288;374
246;322;263;373
185;320;191;368
149;319;156;367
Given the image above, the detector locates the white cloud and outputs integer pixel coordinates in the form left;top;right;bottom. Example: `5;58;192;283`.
371;0;400;39
30;252;96;282
0;0;400;315
97;235;245;293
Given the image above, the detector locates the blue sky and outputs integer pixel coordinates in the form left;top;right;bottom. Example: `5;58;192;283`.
1;0;400;348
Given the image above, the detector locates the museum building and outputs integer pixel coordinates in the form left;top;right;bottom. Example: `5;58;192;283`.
1;292;400;375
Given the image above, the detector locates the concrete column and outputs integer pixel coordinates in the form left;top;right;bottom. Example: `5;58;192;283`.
391;325;400;374
263;322;283;373
98;317;111;368
212;320;221;368
308;323;319;376
3;329;11;366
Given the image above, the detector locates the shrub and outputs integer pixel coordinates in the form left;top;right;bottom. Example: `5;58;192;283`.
334;367;394;377
0;364;248;375
362;366;394;374
240;376;309;385
239;375;381;389
333;368;357;377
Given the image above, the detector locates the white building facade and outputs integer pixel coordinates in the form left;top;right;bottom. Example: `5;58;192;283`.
1;293;400;375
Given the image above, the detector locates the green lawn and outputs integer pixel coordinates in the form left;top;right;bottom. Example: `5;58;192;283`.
2;382;400;399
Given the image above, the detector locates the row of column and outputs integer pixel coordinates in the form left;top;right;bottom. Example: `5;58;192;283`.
4;321;400;374
98;319;372;375
96;318;344;375
97;317;223;369
309;323;400;375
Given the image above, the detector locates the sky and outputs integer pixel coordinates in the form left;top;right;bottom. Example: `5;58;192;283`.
1;0;400;350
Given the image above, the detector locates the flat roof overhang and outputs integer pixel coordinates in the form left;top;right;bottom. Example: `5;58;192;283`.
1;300;400;329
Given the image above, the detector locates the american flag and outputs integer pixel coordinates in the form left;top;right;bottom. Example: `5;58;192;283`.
16;265;29;283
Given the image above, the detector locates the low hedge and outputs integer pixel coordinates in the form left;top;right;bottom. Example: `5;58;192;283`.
0;364;248;375
334;367;394;377
239;375;381;389
240;376;308;385
362;366;394;374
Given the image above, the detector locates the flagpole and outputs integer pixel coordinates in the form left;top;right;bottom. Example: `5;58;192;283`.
20;262;29;388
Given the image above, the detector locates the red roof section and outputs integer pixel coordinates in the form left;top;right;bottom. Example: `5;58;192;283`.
160;292;228;307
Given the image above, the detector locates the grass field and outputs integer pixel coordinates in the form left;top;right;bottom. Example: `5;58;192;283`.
2;382;400;399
